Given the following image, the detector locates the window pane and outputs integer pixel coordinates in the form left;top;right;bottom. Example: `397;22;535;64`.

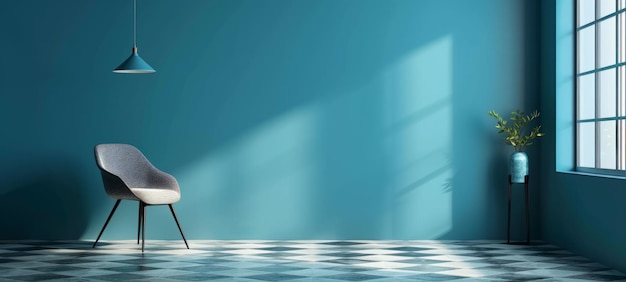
599;17;616;68
617;120;626;170
579;0;596;27
599;120;617;169
618;13;626;62
579;26;596;73
579;74;596;119
618;66;626;115
578;122;596;167
599;69;616;118
599;0;616;18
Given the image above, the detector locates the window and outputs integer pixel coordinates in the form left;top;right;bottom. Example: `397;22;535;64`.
576;0;626;175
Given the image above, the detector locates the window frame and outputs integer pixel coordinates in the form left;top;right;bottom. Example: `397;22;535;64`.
575;0;626;177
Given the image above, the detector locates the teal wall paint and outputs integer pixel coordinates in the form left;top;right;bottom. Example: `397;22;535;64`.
0;0;540;240
541;0;626;273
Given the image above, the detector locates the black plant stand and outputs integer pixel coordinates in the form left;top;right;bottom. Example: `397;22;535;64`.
507;174;530;245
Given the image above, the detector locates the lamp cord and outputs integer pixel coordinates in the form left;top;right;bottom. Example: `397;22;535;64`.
133;0;137;48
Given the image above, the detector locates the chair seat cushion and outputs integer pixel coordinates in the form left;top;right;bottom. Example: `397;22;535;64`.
130;188;181;205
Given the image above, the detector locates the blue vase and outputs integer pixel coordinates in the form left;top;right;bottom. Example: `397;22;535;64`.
510;152;528;183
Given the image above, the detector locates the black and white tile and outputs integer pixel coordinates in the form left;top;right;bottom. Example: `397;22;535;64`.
0;240;624;281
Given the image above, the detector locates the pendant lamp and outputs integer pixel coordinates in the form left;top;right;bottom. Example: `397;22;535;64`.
114;0;155;73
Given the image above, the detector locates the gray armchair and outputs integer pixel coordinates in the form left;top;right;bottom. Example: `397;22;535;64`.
92;144;189;252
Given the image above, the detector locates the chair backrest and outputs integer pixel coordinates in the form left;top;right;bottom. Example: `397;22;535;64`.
95;144;159;197
95;143;181;202
95;143;156;179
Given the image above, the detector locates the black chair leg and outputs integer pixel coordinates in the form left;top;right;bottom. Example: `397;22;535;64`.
141;202;146;252
93;199;121;248
169;204;189;249
137;201;142;244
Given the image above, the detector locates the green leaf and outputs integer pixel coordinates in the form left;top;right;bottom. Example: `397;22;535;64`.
488;109;543;150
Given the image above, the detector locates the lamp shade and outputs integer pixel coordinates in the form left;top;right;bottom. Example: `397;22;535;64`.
113;47;155;73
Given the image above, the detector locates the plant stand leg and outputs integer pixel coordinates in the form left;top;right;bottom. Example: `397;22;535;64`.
525;175;530;245
507;175;512;244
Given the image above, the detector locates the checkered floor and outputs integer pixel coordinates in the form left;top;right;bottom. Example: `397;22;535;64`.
0;240;625;281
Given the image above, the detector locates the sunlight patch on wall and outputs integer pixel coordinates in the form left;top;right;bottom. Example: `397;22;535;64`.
383;35;454;238
174;104;320;237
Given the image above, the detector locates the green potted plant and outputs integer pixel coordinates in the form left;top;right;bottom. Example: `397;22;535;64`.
488;110;544;183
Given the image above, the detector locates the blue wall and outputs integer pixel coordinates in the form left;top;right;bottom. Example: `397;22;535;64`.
540;0;626;273
0;0;540;240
